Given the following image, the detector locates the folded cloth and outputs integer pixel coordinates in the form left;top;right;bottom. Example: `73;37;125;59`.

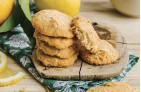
0;25;139;92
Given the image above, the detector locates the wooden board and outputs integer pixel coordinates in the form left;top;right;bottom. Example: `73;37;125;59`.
32;23;128;80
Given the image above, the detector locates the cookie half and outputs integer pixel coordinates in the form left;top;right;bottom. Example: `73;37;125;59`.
32;10;74;38
104;82;138;92
71;16;101;53
36;48;78;67
34;31;73;49
86;86;117;92
38;41;76;59
80;40;119;65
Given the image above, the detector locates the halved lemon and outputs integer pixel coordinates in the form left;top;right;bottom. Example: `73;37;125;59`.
0;51;7;72
0;67;25;87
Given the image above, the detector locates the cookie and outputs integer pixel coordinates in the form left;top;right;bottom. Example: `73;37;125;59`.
104;82;138;92
71;16;101;53
36;48;78;67
80;40;119;65
34;31;73;49
86;86;117;92
32;10;74;38
37;41;76;58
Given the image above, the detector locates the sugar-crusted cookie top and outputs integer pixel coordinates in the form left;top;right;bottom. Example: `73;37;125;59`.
32;10;74;38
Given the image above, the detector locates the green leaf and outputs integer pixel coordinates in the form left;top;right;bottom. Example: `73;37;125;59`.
21;17;35;48
19;0;35;47
19;0;32;21
0;1;25;33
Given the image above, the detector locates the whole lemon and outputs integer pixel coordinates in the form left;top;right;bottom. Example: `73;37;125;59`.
0;0;14;25
34;0;81;17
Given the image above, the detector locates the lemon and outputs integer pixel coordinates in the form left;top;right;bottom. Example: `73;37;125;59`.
0;66;25;87
0;0;14;25
0;51;7;72
34;0;81;17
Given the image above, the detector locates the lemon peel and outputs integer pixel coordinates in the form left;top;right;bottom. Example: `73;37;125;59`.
0;51;7;72
34;0;81;17
0;0;14;24
0;67;25;87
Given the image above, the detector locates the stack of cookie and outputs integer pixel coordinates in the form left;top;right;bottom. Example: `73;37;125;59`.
32;10;78;67
71;16;119;65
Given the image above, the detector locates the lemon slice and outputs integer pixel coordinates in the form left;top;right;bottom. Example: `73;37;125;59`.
0;67;25;87
0;51;7;72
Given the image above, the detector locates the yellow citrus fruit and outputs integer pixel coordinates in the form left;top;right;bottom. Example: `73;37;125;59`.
0;51;7;72
34;0;81;17
0;66;25;87
0;0;14;25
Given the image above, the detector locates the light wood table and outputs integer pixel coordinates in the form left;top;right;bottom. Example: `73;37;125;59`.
0;0;140;92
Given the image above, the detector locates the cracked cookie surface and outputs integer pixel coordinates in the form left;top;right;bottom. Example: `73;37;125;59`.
32;10;74;38
36;48;78;67
71;16;101;53
80;40;119;65
104;82;138;92
37;40;76;59
86;86;117;92
34;31;73;49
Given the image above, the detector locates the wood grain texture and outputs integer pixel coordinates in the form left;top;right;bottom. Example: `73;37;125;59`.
32;23;128;80
32;50;81;80
0;0;139;91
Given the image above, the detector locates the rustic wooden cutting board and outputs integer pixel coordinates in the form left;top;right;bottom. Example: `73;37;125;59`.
32;23;128;80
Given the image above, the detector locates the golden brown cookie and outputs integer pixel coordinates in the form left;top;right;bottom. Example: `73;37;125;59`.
104;82;138;92
32;10;74;38
36;48;78;67
80;40;119;65
34;31;74;49
71;16;101;53
86;86;117;92
37;41;76;59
